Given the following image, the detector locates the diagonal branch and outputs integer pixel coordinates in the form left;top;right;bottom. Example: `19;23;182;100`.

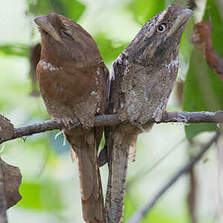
0;111;223;145
128;132;220;223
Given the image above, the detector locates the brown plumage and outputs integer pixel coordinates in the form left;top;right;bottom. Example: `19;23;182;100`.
34;12;108;223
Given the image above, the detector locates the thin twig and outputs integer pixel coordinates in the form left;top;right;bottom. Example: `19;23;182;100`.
128;132;220;223
0;111;223;144
126;137;186;190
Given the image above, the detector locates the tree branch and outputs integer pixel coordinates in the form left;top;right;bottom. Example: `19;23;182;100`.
128;132;220;223
0;111;223;144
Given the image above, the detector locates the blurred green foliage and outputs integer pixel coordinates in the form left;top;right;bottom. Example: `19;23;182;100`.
19;180;63;211
124;192;190;223
25;0;85;21
95;33;128;63
183;0;223;139
0;44;28;57
126;0;165;24
1;0;223;222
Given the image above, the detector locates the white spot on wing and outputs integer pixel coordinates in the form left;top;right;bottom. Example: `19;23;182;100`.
41;60;62;72
96;67;100;76
167;56;179;72
90;90;97;95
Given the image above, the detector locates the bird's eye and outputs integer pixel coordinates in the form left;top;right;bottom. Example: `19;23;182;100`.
157;23;167;33
62;30;73;39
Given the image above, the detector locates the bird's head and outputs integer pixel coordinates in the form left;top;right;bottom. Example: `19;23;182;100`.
34;12;101;65
126;4;193;67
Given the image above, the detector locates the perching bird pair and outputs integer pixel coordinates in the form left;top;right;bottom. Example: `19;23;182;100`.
34;4;192;223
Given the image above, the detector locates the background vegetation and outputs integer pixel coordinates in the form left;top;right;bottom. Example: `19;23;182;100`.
1;0;223;222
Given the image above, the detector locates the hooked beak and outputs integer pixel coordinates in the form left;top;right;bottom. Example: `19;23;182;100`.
34;15;61;42
167;8;193;37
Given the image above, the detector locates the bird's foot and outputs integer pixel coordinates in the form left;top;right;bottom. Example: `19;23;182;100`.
61;117;77;129
54;130;67;146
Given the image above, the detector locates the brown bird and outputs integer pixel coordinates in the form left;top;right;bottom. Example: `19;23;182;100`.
104;4;192;223
34;12;108;223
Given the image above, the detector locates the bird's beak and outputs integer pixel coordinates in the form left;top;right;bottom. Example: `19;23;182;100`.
167;8;193;37
34;15;62;42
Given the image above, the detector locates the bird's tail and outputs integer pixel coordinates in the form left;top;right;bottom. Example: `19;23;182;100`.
65;127;105;223
105;124;138;223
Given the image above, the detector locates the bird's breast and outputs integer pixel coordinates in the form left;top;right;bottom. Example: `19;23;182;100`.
36;59;102;105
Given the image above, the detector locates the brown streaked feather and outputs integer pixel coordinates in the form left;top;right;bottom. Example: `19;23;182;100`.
35;12;108;223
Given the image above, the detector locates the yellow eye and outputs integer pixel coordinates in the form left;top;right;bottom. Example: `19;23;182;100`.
157;23;167;33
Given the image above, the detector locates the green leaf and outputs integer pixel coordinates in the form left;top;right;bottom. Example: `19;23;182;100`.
94;33;128;63
126;0;165;24
26;0;85;21
183;0;223;139
60;0;86;21
185;123;217;140
0;44;29;57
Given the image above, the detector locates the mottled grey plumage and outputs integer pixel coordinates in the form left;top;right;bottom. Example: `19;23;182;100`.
105;4;192;223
